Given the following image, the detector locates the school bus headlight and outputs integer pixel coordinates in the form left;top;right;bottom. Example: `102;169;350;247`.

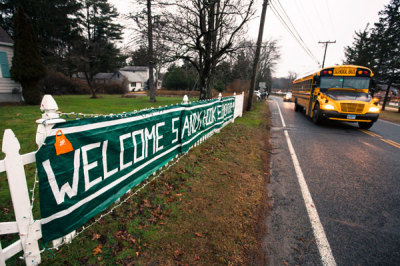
368;106;380;112
322;104;335;110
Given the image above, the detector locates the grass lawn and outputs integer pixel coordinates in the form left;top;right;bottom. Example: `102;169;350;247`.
379;108;400;124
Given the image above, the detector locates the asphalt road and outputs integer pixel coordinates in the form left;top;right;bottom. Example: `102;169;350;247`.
264;96;400;265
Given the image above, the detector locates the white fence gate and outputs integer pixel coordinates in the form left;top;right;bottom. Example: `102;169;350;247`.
0;93;244;265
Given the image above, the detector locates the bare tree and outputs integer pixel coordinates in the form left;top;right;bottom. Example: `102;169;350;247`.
231;40;280;86
159;0;256;99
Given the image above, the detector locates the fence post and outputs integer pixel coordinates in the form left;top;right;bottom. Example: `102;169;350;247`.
0;242;4;265
240;91;244;117
182;95;189;105
2;130;41;266
36;95;65;147
232;92;237;123
218;93;222;101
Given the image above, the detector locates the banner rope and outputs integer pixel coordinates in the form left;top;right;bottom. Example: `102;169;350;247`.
40;151;188;253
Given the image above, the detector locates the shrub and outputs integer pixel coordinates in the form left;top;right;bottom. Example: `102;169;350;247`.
96;80;128;95
42;70;90;95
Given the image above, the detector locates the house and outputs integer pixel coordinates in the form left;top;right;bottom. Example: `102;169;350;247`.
110;66;149;92
93;72;114;84
73;66;162;92
0;27;22;103
111;66;162;92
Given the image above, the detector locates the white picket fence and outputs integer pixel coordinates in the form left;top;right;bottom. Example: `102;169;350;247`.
0;92;244;266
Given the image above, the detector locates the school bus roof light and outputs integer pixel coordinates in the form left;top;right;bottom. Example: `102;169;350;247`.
320;68;334;76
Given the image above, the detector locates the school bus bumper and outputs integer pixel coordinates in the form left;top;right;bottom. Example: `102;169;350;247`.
319;110;379;122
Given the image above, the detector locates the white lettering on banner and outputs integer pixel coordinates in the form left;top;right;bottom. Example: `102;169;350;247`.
132;129;145;163
171;118;179;143
182;116;190;138
42;149;81;205
203;107;216;126
119;133;132;171
156;122;165;152
144;126;156;157
102;140;118;179
82;142;102;191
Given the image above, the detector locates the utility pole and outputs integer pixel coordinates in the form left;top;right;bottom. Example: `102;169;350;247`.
247;0;269;111
319;40;336;68
147;0;156;102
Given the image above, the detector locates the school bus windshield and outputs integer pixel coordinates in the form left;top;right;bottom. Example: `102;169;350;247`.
320;77;370;90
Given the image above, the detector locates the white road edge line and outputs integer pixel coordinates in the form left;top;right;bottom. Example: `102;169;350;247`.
379;119;400;127
274;101;337;266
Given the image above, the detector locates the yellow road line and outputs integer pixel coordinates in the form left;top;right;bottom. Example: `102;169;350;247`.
360;129;400;149
382;138;400;149
360;129;382;138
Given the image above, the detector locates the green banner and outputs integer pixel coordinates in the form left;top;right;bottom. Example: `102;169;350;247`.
36;97;235;243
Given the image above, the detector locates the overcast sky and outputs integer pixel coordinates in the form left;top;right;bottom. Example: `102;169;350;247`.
110;0;389;78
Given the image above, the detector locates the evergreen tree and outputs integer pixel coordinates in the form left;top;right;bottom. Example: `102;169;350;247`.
371;0;400;110
129;46;151;66
10;5;45;105
69;0;125;98
0;0;82;69
344;0;400;111
344;26;375;67
163;64;196;90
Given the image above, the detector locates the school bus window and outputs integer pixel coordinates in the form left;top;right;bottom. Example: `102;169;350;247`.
320;77;370;90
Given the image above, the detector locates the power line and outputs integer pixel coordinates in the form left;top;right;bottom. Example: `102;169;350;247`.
324;0;336;39
270;0;319;64
269;0;320;66
292;0;318;45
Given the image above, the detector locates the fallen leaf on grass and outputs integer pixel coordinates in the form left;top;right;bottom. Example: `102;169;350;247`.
92;233;101;240
93;245;103;255
142;199;152;208
173;250;183;259
195;232;204;237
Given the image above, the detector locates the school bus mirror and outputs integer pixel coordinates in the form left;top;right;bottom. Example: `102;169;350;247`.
313;76;320;85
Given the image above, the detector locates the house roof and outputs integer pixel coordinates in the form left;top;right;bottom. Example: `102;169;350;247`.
0;26;13;44
120;66;148;72
94;72;114;80
119;70;148;83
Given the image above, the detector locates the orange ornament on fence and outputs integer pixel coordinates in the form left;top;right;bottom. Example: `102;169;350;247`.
54;130;74;155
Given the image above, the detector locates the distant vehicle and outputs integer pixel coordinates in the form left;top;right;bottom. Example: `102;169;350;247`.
292;65;380;129
254;90;267;101
283;92;292;102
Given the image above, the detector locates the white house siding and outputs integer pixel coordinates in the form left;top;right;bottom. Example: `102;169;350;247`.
0;44;22;102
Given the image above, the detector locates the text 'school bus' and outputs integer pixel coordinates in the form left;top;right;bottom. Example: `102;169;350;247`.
292;65;380;129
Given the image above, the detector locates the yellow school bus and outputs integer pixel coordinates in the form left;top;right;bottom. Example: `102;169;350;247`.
292;65;380;129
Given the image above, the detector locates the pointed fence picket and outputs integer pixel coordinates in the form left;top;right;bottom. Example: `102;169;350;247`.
0;92;244;265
